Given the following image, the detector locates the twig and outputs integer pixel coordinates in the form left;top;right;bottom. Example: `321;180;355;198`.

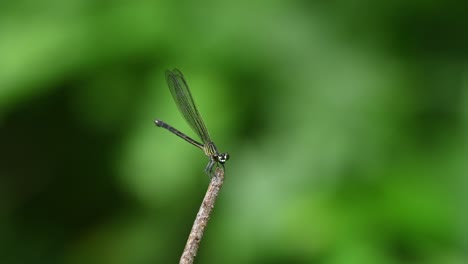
179;167;225;264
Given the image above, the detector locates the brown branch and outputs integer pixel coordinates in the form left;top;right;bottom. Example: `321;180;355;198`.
179;167;225;264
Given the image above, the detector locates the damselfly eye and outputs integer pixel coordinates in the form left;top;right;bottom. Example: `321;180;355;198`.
218;153;229;163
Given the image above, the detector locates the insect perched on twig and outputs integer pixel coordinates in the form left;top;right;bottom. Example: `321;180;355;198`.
154;69;229;177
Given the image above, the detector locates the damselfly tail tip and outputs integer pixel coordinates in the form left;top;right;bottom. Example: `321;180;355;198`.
154;119;162;127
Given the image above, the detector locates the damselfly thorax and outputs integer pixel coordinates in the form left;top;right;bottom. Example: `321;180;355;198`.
203;142;218;156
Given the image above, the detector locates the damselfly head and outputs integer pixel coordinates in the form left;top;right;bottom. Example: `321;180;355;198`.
217;153;229;163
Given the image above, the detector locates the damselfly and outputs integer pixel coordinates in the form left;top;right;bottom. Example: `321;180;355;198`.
154;69;229;177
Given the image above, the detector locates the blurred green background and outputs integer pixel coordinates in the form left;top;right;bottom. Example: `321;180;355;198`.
1;0;467;263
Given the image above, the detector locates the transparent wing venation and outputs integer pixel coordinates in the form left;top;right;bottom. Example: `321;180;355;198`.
165;69;212;143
